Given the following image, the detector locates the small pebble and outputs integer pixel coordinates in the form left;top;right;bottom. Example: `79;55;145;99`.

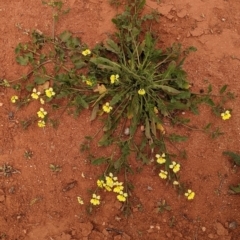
229;221;238;229
124;128;130;135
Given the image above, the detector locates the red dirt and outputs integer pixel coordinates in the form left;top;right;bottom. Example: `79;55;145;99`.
0;0;240;239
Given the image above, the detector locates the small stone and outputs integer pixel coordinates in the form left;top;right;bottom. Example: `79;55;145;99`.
102;229;110;237
177;9;187;18
124;128;130;135
221;18;226;22
0;103;3;107
122;233;131;240
229;221;238;229
114;235;122;240
166;232;172;238
202;227;206;232
215;222;228;236
147;186;153;191
79;222;93;237
208;233;215;239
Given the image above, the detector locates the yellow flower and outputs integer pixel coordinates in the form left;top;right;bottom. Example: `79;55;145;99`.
159;170;168;179
45;87;55;98
221;110;231;120
105;173;117;188
38;120;46;128
90;193;100;205
185;189;195;200
82;49;91;56
40;98;45;104
37;108;47;119
154;106;159;114
169;161;180;173
97;179;104;188
103;183;112;192
31;88;40;99
138;89;146;95
156;153;166;164
113;182;124;193
86;79;93;86
11;95;19;103
117;191;128;202
77;196;84;205
102;102;113;113
110;74;119;84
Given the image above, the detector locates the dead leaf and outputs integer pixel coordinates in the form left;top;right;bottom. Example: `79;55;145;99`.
37;81;50;94
93;84;107;94
62;180;77;192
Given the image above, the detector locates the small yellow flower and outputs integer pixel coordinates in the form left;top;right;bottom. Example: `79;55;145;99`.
185;189;195;200
40;98;45;104
221;110;231;120
31;88;40;99
113;182;124;193
77;196;84;205
37;108;47;119
38;120;46;128
11;95;19;103
117;191;128;202
97;179;104;188
103;183;112;192
138;89;146;95
45;87;55;98
102;102;113;113
82;49;91;56
86;79;93;86
154;106;159;114
169;161;180;173
156;153;166;164
110;74;119;84
173;181;179;185
90;193;100;205
159;170;168;179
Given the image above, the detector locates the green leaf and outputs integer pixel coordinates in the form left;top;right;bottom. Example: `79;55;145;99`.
150;117;156;136
90;57;121;72
16;56;29;66
230;184;240;194
34;76;50;84
223;151;240;166
90;104;99;121
114;158;123;170
137;152;149;164
60;31;72;42
145;118;151;139
110;94;122;105
219;85;228;94
137;0;146;10
98;133;112;146
207;84;212;93
75;95;89;109
169;134;188;142
105;39;121;55
175;91;191;99
161;61;176;79
158;85;180;94
145;32;154;50
91;157;108;166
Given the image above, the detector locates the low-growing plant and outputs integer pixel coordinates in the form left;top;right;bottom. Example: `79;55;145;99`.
4;0;234;212
223;151;240;194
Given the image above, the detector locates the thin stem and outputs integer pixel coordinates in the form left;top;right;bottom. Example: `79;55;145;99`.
8;60;53;83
